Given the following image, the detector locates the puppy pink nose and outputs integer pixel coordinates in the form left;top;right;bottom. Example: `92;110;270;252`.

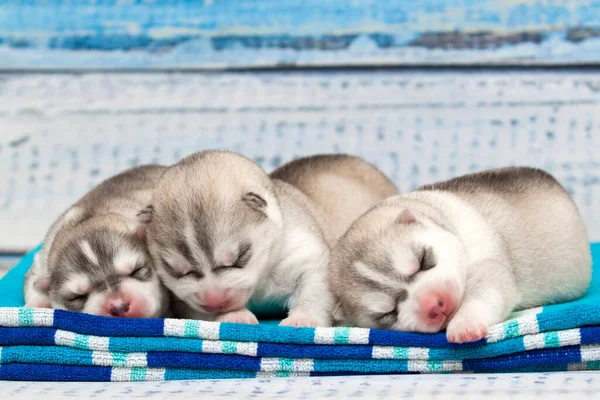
108;300;130;317
419;293;454;326
200;290;229;312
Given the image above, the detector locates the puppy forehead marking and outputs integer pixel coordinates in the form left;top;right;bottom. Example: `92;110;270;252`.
79;240;99;266
65;273;91;294
214;248;235;267
361;292;396;313
162;250;192;273
173;237;195;267
184;219;212;268
113;248;143;274
390;247;419;276
352;261;400;291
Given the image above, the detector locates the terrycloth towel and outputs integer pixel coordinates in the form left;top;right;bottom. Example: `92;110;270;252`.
0;243;597;381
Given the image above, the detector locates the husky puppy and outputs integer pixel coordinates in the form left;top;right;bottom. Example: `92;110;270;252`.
142;151;398;326
24;165;170;318
328;167;592;343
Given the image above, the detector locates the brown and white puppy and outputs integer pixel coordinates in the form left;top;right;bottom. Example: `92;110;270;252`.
24;165;170;319
141;151;398;327
329;167;592;343
270;154;400;241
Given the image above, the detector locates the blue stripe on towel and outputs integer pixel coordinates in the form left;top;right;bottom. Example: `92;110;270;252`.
218;322;317;344
108;337;206;353
0;344;594;375
257;343;374;359
163;368;258;380
0;327;56;345
462;345;584;371
581;326;600;345
0;364;112;381
0;346;94;366
54;309;165;337
146;352;262;371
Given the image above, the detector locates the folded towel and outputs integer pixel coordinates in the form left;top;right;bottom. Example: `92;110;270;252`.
0;243;597;381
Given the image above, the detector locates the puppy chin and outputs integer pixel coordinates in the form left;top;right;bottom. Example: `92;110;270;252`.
187;287;253;314
142;288;171;318
228;287;253;308
185;299;215;314
419;317;449;333
136;298;165;318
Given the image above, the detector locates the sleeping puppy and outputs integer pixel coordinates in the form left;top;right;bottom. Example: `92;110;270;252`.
328;167;592;342
24;165;170;318
141;150;398;326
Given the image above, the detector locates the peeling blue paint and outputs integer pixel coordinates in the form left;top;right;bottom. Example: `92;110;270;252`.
0;0;599;68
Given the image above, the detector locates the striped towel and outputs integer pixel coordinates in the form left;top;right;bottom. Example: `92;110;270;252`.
0;243;597;382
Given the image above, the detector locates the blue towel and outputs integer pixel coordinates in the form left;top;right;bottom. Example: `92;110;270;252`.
0;243;597;381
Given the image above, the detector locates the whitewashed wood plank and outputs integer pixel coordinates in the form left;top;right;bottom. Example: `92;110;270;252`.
0;71;598;251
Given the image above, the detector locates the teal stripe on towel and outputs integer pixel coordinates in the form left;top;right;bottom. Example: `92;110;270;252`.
164;368;257;380
0;345;93;366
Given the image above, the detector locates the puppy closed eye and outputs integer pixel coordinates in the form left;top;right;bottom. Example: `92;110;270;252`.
235;242;252;267
418;247;437;271
181;270;203;279
374;292;406;328
214;243;252;272
243;192;267;210
160;256;203;280
213;264;243;273
375;311;398;329
65;293;88;305
130;264;151;281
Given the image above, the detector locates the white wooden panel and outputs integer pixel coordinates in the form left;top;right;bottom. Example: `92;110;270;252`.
0;71;598;250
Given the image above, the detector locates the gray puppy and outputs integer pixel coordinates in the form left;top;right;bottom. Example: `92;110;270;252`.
141;150;398;327
24;165;170;318
329;167;592;343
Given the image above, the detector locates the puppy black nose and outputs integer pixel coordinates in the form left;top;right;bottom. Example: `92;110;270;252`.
109;302;130;317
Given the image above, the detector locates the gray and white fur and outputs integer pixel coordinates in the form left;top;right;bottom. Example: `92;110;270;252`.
24;165;170;318
141;150;398;327
270;154;400;242
328;167;592;343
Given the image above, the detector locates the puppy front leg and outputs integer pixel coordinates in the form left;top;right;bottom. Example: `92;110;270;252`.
280;264;333;328
446;258;517;343
216;307;259;324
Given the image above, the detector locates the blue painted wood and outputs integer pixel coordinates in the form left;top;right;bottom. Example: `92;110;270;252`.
0;0;599;68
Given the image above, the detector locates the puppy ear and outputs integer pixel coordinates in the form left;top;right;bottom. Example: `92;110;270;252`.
137;205;154;223
242;192;267;213
397;209;417;225
135;205;154;240
33;277;51;294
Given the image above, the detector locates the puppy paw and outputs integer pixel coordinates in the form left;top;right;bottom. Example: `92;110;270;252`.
216;309;259;325
446;317;488;344
279;312;322;328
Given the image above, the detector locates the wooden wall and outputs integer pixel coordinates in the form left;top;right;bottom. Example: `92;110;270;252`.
1;0;599;69
0;1;599;254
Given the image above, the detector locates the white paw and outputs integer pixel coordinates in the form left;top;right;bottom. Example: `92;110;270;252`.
446;315;488;344
216;309;259;325
279;312;322;328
